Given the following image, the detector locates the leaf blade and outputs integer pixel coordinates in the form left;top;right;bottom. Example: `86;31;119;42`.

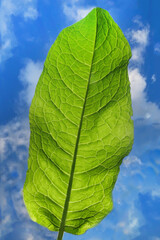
23;7;133;236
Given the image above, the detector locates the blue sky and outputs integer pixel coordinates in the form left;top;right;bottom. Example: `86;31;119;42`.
0;0;160;240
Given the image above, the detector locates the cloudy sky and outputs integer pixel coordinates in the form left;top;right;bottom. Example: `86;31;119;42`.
0;0;160;240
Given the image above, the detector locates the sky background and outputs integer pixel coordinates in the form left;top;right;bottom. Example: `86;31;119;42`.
0;0;160;240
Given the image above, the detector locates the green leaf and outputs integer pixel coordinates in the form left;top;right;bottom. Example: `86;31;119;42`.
23;7;133;238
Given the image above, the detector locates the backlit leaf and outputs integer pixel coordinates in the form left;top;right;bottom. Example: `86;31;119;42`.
23;7;134;238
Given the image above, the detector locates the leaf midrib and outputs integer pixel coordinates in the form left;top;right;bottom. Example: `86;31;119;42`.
57;8;98;240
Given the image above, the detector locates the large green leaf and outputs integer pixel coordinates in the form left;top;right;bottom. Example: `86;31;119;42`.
23;7;133;238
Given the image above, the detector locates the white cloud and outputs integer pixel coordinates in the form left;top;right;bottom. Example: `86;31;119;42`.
133;16;144;27
123;208;139;236
101;200;145;239
129;67;160;124
0;138;6;159
26;235;34;240
63;5;95;22
0;0;38;63
154;43;160;54
127;25;149;64
151;74;156;83
131;27;149;45
129;68;146;101
123;155;142;167
24;6;38;20
1;215;11;225
127;21;160;125
151;187;160;198
24;230;54;240
0;117;30;237
0;59;43;236
0;118;29;160
19;59;43;105
12;189;29;219
63;0;95;22
0;213;13;237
